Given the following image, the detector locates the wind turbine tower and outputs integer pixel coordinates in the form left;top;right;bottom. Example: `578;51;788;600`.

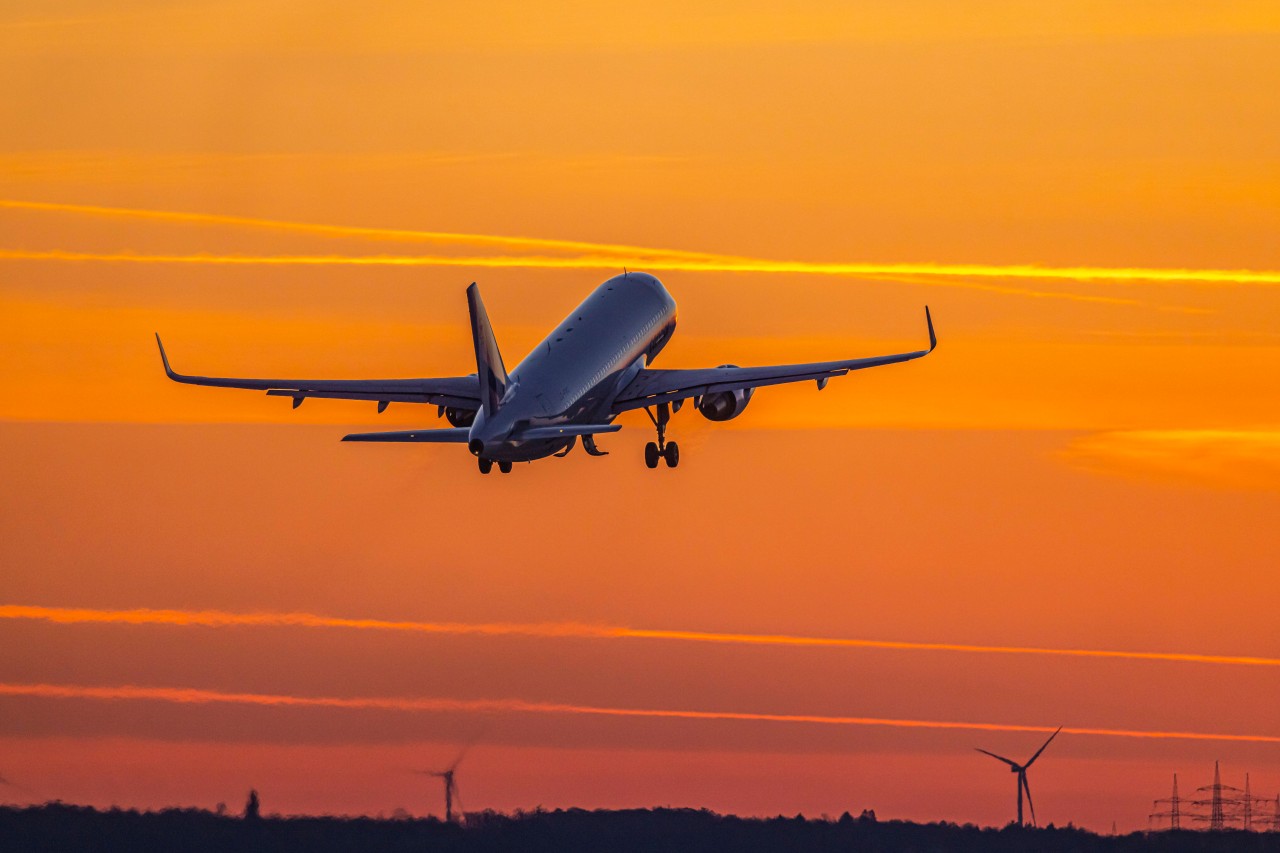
432;767;458;823
414;746;470;823
975;726;1062;827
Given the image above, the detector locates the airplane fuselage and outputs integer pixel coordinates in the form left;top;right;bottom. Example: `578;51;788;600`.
468;272;677;462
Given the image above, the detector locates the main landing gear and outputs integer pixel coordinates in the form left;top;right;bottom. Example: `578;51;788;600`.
477;458;513;474
643;402;680;469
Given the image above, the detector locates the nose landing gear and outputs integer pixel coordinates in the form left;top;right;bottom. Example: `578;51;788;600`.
643;402;680;469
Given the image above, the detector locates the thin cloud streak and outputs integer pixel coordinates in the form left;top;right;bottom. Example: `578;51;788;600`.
5;199;1280;287
5;248;1280;287
4;605;1277;668
1;682;1276;744
858;271;1146;307
0;199;730;261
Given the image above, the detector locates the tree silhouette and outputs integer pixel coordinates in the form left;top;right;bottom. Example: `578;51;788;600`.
243;789;260;821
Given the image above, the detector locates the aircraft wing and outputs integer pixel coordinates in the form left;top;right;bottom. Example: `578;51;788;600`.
611;307;935;414
155;335;480;410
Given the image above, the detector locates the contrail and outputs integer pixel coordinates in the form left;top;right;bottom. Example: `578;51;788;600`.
0;682;1276;744
6;199;1280;286
4;248;1279;286
4;605;1277;669
0;249;1130;304
0;199;730;261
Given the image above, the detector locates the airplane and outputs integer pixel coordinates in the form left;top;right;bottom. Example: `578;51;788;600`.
155;272;936;473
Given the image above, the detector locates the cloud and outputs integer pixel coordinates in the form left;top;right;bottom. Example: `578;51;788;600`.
0;199;727;261
3;605;1276;668
6;200;1280;303
1064;429;1280;490
2;681;1277;744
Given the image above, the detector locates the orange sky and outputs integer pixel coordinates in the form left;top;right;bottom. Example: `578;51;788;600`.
2;0;1278;834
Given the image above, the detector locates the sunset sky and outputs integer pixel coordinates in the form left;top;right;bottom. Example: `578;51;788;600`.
2;0;1279;833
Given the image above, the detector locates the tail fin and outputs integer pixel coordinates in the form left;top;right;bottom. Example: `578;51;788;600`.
466;283;508;416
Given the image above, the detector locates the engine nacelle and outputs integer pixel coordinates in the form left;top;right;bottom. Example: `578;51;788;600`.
697;366;754;421
444;407;476;428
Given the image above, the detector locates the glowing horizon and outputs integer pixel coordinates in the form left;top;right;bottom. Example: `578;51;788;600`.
4;604;1277;668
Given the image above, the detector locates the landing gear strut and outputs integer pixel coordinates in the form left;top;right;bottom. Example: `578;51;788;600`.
644;402;680;469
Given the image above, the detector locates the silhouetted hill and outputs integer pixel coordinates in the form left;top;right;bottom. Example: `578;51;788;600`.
3;803;1279;853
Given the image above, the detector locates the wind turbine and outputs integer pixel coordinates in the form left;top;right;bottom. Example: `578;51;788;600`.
975;726;1062;827
414;745;470;823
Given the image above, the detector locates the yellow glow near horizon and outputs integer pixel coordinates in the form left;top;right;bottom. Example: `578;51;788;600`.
5;605;1277;668
2;681;1277;744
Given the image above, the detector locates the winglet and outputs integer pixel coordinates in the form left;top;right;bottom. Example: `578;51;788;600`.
154;333;177;379
925;306;936;352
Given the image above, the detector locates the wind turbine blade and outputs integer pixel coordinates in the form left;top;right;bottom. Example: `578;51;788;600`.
449;743;473;773
449;726;490;772
0;774;31;794
1024;726;1063;768
451;780;464;819
975;748;1019;768
1022;774;1037;827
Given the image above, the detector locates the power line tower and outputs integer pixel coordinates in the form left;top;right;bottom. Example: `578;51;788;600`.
1150;774;1182;830
1151;764;1276;831
1192;762;1243;830
1239;774;1274;832
1244;774;1254;832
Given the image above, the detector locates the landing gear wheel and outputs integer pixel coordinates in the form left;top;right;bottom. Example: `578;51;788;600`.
478;458;493;474
663;441;680;468
498;460;513;474
644;403;679;470
644;442;660;468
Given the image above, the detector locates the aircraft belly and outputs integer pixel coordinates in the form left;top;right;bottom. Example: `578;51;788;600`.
485;438;572;463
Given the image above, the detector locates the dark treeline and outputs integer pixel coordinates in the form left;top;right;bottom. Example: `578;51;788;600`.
3;804;1280;853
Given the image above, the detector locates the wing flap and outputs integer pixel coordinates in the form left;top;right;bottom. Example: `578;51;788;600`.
341;428;471;443
515;424;622;440
263;389;478;409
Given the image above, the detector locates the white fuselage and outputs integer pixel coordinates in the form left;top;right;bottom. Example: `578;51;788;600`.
467;272;677;461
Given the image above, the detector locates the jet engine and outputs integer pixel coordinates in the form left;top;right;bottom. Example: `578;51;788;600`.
696;366;754;421
444;407;476;427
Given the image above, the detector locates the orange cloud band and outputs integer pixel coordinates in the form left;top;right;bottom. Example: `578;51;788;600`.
0;199;733;262
5;199;1280;286
3;605;1277;669
4;248;1280;286
1;681;1276;744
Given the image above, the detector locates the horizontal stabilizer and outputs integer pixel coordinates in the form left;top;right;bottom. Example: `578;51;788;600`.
516;424;622;441
341;428;470;443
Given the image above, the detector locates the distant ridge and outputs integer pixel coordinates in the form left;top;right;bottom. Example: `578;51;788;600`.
4;803;1278;853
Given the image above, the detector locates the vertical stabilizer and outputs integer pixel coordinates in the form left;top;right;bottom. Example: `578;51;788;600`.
466;283;508;416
